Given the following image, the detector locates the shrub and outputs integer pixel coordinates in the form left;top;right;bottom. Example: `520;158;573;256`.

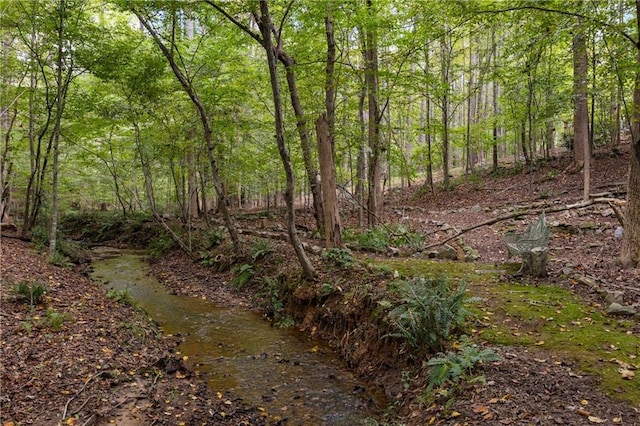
250;240;272;262
322;248;354;268
45;308;67;330
14;280;47;307
231;263;254;287
48;250;72;268
426;340;501;392
385;276;471;352
148;234;176;260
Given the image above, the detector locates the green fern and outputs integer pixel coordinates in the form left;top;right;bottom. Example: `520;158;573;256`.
385;276;471;352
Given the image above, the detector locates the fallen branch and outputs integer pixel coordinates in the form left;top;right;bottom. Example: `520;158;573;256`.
422;197;626;250
61;372;103;421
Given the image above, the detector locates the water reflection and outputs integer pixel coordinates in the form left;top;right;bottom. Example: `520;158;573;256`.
90;249;379;425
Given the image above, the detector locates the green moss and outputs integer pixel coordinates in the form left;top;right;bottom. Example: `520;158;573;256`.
374;258;640;406
474;282;640;405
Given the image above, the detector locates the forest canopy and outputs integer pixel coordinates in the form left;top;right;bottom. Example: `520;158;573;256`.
1;0;639;268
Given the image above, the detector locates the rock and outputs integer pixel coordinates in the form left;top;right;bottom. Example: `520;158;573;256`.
388;246;400;256
310;245;323;255
601;208;615;217
574;274;598;290
604;291;625;305
606;303;637;316
464;248;481;262
469;204;482;214
436;244;458;260
561;267;574;275
614;227;624;239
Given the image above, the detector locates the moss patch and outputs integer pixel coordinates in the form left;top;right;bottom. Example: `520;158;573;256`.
374;257;640;406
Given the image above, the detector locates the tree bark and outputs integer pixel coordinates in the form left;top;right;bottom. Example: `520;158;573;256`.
258;0;315;279
573;20;590;201
621;0;640;267
365;0;382;226
316;114;341;248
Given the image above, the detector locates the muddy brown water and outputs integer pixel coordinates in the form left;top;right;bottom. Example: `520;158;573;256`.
90;249;382;425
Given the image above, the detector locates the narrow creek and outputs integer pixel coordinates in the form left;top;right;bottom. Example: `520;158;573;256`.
90;248;381;425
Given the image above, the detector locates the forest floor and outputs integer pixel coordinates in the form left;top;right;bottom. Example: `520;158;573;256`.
2;144;640;425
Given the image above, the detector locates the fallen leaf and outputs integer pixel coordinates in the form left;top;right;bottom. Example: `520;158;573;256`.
175;371;186;379
619;368;635;380
588;416;606;423
613;417;622;423
473;405;489;414
450;411;461;418
577;408;590;417
535;340;545;346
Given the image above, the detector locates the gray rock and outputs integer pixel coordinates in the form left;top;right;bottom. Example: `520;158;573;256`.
469;204;483;214
606;303;637;317
437;244;458;260
605;291;625;305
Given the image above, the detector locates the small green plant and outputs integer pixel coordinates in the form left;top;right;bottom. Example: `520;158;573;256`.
14;280;47;307
18;321;33;334
419;339;500;408
148;234;176;260
385;276;471;352
202;227;225;249
45;308;67;330
48;250;72;268
425;340;501;392
231;263;254;287
322;248;354;268
250;240;272;262
263;277;293;328
107;288;134;305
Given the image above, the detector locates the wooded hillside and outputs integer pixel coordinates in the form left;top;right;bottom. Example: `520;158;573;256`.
1;0;639;269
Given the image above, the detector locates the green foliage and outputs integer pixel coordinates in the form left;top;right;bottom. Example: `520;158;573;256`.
13;281;47;307
202;227;225;249
148;234;176;260
322;248;354;268
425;340;501;392
385;276;471;352
48;250;72;268
231;263;254;287
18;321;33;334
107;288;134;305
250;240;272;262
262;277;293;328
344;226;423;251
45;308;67;330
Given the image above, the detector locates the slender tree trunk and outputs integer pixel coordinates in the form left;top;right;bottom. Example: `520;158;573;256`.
357;84;366;227
258;0;315;278
441;35;451;190
573;24;588;170
620;0;640;267
316;114;341;248
365;0;382;227
573;21;590;200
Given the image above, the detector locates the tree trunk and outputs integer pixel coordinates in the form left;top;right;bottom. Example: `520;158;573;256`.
357;84;366;227
441;35;451;190
365;0;382;227
316;114;341;248
258;0;315;279
621;0;640;267
573;25;589;170
133;8;241;255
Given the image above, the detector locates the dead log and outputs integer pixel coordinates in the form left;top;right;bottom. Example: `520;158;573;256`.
422;197;626;250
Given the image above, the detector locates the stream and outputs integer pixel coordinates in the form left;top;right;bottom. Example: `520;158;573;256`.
90;248;381;425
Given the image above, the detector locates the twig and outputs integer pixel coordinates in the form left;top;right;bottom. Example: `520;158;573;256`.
61;372;103;420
